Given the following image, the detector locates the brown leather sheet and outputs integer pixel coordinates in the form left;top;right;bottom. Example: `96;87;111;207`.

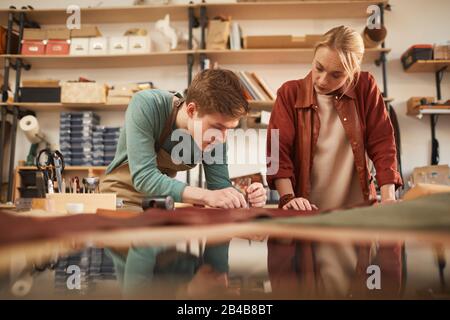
0;207;317;247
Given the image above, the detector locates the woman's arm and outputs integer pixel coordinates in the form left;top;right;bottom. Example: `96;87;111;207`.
364;74;403;195
380;184;396;203
274;178;295;197
274;178;317;211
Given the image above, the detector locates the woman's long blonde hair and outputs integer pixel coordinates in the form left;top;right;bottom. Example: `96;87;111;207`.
314;26;365;92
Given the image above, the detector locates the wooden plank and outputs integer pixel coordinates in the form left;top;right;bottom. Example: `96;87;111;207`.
198;48;390;65
0;1;388;25
17;166;108;171
405;60;450;73
0;102;127;112
1;51;192;69
0;4;191;25
204;1;389;20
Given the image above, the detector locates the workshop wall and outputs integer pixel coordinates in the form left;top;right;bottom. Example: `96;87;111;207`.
2;0;449;187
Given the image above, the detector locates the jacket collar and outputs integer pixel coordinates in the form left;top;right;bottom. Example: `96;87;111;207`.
295;71;356;108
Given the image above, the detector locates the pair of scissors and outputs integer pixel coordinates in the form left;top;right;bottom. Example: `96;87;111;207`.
36;149;65;193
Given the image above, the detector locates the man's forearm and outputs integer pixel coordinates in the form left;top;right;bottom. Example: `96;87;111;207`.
181;186;209;205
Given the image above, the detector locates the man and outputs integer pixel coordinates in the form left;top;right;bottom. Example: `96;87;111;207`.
100;69;267;296
101;69;267;209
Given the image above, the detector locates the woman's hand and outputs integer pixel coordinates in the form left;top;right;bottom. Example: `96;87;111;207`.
246;182;267;207
380;184;397;204
283;197;318;211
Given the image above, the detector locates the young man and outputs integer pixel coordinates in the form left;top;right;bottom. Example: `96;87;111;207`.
101;69;267;209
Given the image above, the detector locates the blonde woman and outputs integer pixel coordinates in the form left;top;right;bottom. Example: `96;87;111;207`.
267;25;402;212
266;26;403;298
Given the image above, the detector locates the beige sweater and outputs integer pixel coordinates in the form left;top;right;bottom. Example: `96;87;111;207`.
309;94;364;211
309;93;365;297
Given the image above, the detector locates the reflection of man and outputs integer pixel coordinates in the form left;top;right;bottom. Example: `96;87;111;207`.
100;69;267;209
111;246;236;299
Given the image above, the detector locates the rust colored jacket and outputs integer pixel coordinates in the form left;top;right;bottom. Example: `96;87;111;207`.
266;71;403;200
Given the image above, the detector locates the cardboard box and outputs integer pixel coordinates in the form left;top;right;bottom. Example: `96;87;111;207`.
128;36;150;53
47;28;71;40
1;26;20;54
23;28;46;40
70;25;101;38
207;20;231;50
21;40;46;55
70;38;89;55
61;82;107;104
411;165;450;186
89;37;108;55
434;43;450;60
407;96;435;115
46;39;70;55
109;36;129;55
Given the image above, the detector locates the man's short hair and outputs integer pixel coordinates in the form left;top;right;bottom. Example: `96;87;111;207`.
186;69;249;118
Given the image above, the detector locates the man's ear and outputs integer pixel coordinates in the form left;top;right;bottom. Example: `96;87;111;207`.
186;102;197;118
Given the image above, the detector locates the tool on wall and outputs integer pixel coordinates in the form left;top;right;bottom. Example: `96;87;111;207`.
35;148;65;194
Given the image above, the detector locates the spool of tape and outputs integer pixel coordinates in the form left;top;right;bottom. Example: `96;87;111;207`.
19;115;42;144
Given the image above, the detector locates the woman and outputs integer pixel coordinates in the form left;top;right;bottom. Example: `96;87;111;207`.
267;25;402;212
266;26;403;298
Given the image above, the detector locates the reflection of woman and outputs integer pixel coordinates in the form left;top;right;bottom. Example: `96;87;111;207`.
267;26;403;212
266;26;403;298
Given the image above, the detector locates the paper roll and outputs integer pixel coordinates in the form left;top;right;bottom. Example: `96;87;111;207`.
19;115;42;144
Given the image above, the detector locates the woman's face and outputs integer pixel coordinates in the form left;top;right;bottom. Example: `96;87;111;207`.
312;46;349;95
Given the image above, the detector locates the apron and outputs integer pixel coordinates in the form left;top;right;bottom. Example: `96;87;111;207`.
100;94;195;211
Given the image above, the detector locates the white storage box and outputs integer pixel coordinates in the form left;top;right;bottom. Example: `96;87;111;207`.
109;36;129;55
89;37;108;55
70;38;89;55
128;36;150;54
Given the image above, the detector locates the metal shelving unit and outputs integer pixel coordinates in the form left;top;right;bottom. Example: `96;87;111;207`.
405;60;449;165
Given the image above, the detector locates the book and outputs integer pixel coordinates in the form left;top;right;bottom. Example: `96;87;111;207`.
243;71;271;101
251;72;276;100
238;71;258;100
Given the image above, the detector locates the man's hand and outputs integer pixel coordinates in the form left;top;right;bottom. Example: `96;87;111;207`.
246;182;267;207
283;197;318;211
204;187;247;208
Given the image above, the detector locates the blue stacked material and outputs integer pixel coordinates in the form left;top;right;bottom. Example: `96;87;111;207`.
59;112;100;166
103;127;121;166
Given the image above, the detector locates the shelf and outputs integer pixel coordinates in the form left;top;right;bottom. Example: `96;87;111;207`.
198;48;390;65
17;166;108;171
0;1;388;25
408;105;450;117
2;98;393;113
204;1;389;20
0;51;193;69
419;109;450;115
405;60;450;73
1;48;389;69
0;4;192;25
0;102;127;112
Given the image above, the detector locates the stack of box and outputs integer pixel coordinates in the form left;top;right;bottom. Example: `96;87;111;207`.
59;112;100;166
92;126;121;166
